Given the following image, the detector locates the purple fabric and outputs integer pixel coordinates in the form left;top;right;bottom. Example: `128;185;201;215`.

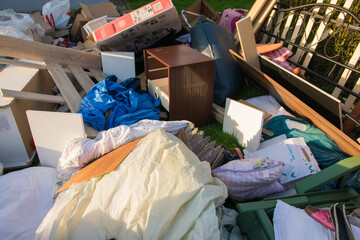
212;158;285;202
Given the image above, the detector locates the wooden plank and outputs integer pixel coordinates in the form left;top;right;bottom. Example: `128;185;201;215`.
45;61;82;112
0;88;65;104
89;68;106;82
212;103;225;124
287;12;306;52
236;16;260;69
67;65;95;93
0;58;46;70
0;35;101;69
280;11;295;41
229;49;360;156
247;0;268;22
252;0;277;34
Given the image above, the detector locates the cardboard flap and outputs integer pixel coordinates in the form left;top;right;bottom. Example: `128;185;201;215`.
79;2;120;20
56;137;142;194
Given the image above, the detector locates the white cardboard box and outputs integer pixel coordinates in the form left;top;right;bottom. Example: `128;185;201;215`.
90;0;181;51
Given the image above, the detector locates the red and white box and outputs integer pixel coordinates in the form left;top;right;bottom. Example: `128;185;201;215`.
89;0;181;52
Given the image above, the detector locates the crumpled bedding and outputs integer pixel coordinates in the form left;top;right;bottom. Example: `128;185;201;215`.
35;129;228;240
0;167;57;240
56;119;189;185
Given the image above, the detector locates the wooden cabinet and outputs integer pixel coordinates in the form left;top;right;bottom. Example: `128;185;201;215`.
144;45;215;127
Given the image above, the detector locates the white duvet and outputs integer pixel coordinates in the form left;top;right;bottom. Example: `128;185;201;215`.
0;167;57;240
35;129;228;239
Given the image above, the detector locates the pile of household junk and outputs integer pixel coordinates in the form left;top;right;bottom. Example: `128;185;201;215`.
0;0;359;240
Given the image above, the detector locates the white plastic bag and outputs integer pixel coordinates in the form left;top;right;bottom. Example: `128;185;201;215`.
42;0;70;29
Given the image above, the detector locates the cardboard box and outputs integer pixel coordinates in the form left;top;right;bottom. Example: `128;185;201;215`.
70;2;120;42
0;65;56;169
89;0;181;52
180;0;220;31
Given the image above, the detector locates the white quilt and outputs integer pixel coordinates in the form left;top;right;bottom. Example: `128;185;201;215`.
35;129;228;239
0;167;57;240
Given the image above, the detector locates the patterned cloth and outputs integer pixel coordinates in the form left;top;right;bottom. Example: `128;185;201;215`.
261;47;294;72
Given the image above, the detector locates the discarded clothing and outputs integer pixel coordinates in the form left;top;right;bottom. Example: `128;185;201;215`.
261;47;294;72
56;119;190;185
36;130;227;240
78;75;161;131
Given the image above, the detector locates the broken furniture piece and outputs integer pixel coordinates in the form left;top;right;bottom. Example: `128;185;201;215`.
0;63;55;169
229;49;360;157
0;35;106;140
258;1;360;133
145;44;215;127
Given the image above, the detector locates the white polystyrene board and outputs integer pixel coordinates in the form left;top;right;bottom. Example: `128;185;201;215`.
223;98;265;153
0;107;30;168
101;52;135;82
26;111;86;168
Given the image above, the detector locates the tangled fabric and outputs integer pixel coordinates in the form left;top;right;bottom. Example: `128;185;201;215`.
78;75;161;131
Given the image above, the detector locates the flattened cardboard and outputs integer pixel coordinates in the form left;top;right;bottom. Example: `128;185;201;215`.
56;138;142;194
79;2;120;20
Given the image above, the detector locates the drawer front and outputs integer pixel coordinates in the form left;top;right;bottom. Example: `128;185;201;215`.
147;79;169;112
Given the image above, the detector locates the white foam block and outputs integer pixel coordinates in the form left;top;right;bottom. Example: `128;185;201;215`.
223;98;265;153
26;111;86;168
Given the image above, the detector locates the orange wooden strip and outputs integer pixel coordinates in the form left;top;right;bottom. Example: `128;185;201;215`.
56;138;143;194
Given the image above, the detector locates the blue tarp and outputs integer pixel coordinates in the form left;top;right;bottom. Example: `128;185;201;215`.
78;75;161;131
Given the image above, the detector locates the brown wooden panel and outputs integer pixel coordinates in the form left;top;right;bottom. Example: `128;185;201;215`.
67;65;95;93
147;68;168;80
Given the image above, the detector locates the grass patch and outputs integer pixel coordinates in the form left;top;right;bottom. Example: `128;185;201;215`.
200;119;243;151
122;0;255;13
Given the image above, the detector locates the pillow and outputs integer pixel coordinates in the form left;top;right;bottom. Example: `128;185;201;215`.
274;200;334;240
212;158;284;202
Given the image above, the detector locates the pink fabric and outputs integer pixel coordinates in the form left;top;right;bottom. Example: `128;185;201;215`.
310;211;335;231
212;158;285;202
261;47;294;72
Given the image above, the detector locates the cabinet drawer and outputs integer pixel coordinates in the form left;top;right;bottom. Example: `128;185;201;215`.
147;78;169;112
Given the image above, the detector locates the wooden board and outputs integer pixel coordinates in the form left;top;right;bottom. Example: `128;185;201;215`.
26;110;86;168
236;16;260;69
67;65;95;93
45;61;82;113
89;68;107;82
252;0;277;34
247;0;268;22
229;49;360;156
0;58;46;70
0;88;65;104
223;98;264;153
0;35;101;69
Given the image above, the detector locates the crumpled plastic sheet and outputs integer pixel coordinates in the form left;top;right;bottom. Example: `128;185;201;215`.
56;119;190;186
78;75;161;131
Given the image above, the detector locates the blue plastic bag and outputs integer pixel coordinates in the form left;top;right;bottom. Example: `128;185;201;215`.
78;75;160;131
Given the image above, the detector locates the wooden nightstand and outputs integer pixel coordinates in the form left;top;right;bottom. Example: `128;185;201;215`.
144;44;215;127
